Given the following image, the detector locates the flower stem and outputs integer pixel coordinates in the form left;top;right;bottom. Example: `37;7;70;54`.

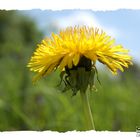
80;91;95;130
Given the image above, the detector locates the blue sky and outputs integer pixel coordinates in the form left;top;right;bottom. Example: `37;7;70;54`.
22;9;140;63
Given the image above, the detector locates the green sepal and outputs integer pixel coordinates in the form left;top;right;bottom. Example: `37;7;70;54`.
69;70;79;96
57;70;66;87
94;66;101;85
89;69;95;91
58;64;101;96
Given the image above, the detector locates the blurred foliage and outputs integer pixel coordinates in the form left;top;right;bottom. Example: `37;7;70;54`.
0;10;140;131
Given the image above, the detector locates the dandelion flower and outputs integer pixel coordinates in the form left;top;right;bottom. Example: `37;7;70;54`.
28;26;132;84
27;26;132;130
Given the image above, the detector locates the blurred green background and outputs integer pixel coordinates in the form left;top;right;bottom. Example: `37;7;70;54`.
0;10;140;131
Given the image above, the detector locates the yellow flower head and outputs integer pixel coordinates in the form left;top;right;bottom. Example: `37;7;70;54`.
27;26;132;84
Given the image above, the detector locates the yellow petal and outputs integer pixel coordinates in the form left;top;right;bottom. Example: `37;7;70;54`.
59;55;69;70
113;61;124;72
68;53;74;68
44;63;58;76
73;53;80;66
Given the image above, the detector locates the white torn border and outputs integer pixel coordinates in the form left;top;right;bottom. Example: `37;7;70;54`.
0;0;140;140
0;131;138;140
0;0;140;10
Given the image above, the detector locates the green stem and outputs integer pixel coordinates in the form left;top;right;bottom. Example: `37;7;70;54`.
80;91;95;130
